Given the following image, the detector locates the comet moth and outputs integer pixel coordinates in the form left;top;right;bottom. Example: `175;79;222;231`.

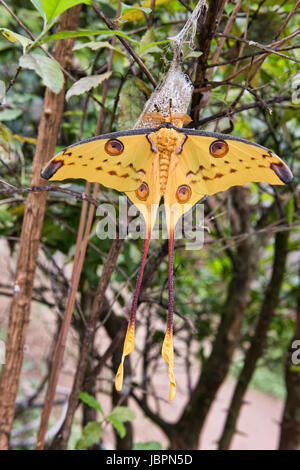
41;103;293;401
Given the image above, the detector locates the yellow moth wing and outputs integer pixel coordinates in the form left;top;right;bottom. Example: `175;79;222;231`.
41;133;155;192
125;148;161;233
164;153;206;234
179;134;292;196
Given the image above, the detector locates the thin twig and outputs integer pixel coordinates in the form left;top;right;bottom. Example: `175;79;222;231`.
92;2;157;88
193;95;292;127
0;184;101;207
216;32;300;64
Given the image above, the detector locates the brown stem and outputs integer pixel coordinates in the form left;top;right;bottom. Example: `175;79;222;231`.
0;184;101;207
0;6;82;450
278;267;300;449
35;185;98;450
193;95;292;127
49;19;122;449
207;0;244;80
50;238;124;449
218;227;290;450
92;2;157;88
191;0;227;121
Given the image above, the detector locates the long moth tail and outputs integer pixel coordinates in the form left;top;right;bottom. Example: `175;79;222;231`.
161;228;176;401
115;230;151;392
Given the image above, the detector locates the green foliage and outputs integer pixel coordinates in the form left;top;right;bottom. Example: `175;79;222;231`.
0;28;33;52
77;392;135;445
0;204;16;232
120;2;152;19
75;421;102;450
117;77;147;129
133;441;162;450
66;72;112;101
79;391;104;415
19;53;64;93
41;29;138;45
41;0;92;24
106;406;136;438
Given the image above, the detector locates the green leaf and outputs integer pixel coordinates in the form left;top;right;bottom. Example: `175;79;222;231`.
106;406;135;438
30;0;46;21
121;2;152;17
73;41;126;56
139;39;170;54
133;441;162;450
65;72;112;101
0;108;23;121
79;391;104;415
19;53;64;94
106;406;135;422
0;123;12;142
75;421;102;450
41;0;92;23
74;40;115;51
140;45;163;57
185;50;203;59
0;28;33;53
117;77;146;130
121;2;152;14
40;29;138;46
134;77;151;96
0;205;16;230
109;419;126;438
120;0;169;21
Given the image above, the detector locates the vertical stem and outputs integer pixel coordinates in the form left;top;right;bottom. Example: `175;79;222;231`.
278;274;300;450
35;183;97;450
50;237;124;449
0;6;82;450
218;228;289;450
49;4;124;450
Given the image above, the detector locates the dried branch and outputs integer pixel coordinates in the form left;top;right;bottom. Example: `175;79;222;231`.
92;2;157;88
193;94;293;127
216;32;300;64
218;226;290;449
0;184;101;208
0;7;82;450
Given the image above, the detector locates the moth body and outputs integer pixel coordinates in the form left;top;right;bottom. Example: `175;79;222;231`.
147;128;186;194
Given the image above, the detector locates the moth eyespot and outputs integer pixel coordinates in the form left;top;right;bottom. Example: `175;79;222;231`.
105;139;124;156
209;140;229;157
135;182;149;201
176;185;191;203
